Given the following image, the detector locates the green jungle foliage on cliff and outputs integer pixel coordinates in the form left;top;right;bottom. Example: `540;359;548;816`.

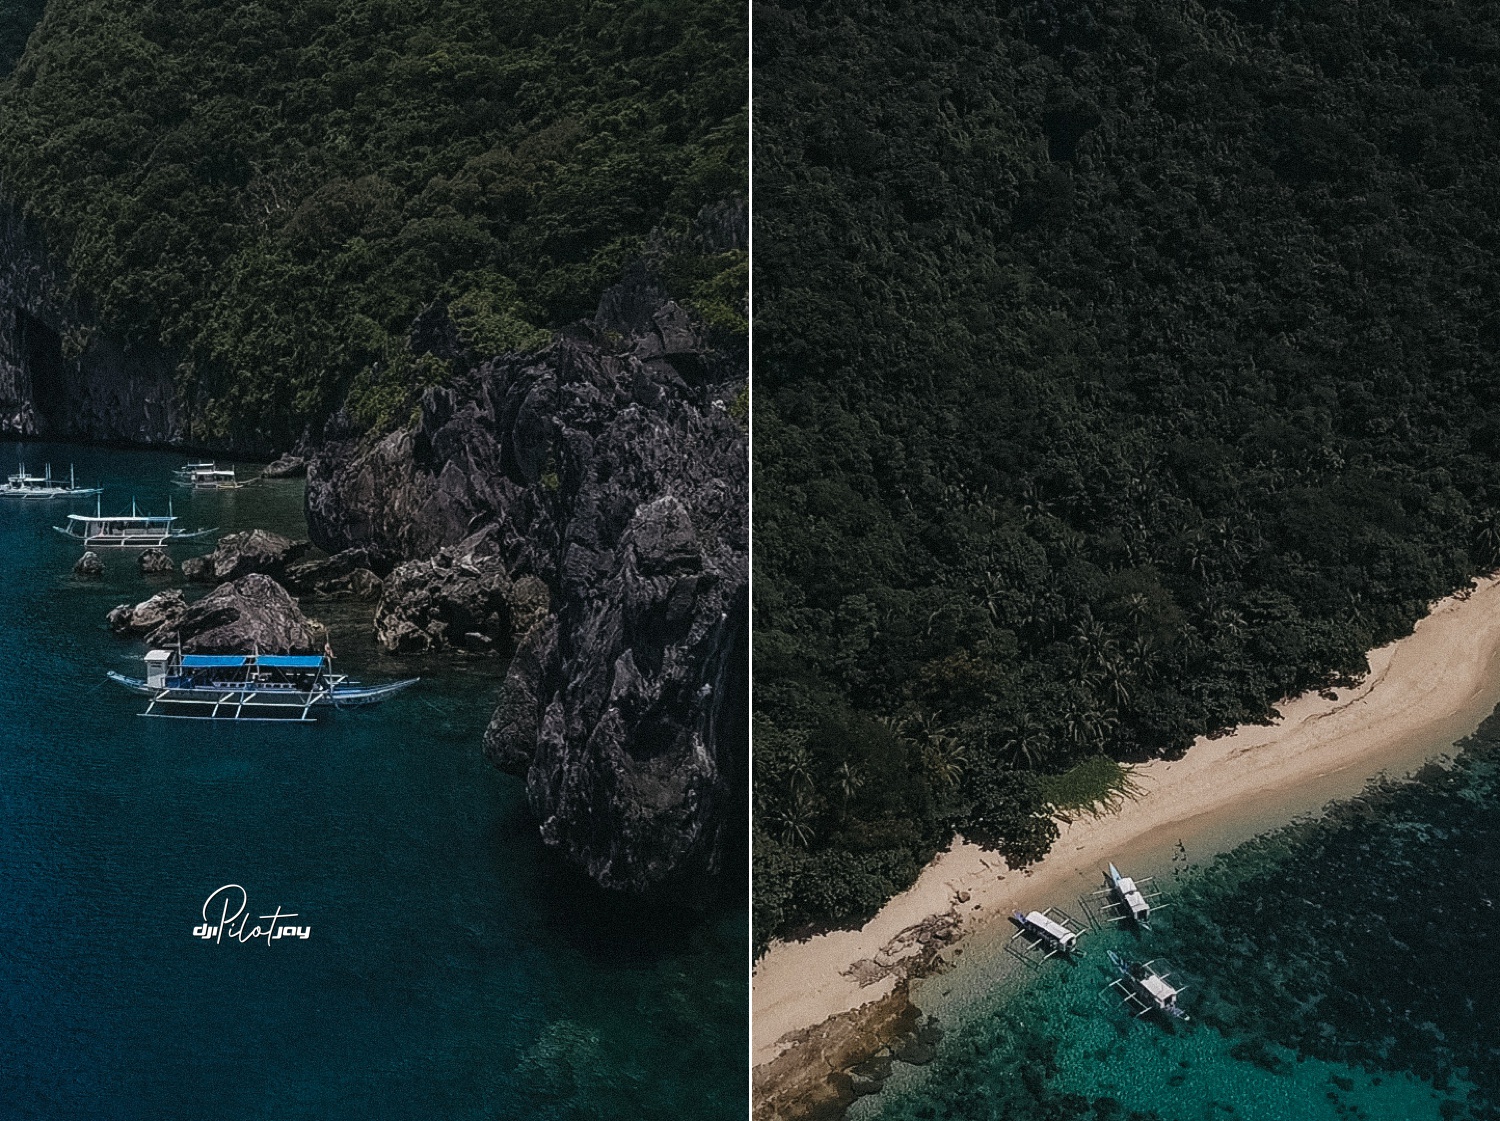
754;0;1500;946
0;0;745;445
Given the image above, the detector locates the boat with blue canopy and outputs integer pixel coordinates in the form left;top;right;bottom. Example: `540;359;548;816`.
54;497;215;547
107;648;419;722
1;462;101;499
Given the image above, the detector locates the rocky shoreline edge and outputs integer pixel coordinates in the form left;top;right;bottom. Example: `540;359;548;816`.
45;201;749;904
753;904;964;1121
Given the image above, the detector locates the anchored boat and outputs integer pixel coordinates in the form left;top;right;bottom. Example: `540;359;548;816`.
1008;907;1087;962
1092;863;1166;930
108;649;419;722
174;462;244;489
1106;949;1189;1021
54;498;215;548
1;462;101;499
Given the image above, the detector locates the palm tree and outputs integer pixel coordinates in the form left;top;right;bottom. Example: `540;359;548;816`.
771;787;817;849
835;759;866;807
1003;716;1049;769
923;737;969;788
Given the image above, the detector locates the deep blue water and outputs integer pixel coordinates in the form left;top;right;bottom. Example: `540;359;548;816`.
0;441;746;1119
859;720;1500;1121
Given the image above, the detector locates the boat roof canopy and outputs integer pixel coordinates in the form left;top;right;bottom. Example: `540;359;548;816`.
176;653;324;668
66;513;176;525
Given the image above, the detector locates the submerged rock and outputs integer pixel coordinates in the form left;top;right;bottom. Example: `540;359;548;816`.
183;529;309;584
373;538;549;654
145;574;326;654
137;548;175;575
73;551;103;578
107;588;187;635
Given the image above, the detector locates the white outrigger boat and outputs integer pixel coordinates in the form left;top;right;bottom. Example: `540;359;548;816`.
1008;907;1087;963
54;497;215;548
1106;950;1189;1021
108;649;419;722
174;462;244;489
1092;863;1166;930
0;462;101;499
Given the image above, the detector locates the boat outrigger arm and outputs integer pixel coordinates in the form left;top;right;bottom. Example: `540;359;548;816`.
107;650;419;722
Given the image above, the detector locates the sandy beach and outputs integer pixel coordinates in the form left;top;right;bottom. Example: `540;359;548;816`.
753;575;1500;1110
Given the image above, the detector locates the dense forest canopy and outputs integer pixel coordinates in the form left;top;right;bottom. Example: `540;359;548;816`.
754;0;1500;945
0;0;746;445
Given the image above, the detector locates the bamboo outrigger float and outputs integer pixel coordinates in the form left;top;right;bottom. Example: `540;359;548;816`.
1;462;101;499
108;649;419;722
1106;950;1189;1021
54;497;215;548
174;462;245;489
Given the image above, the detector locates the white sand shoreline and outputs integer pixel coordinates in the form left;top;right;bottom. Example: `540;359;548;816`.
753;575;1500;1073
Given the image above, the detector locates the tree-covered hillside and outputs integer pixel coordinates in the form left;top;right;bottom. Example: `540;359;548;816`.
0;0;745;446
754;0;1500;944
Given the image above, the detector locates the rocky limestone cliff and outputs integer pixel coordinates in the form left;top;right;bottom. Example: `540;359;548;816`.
306;248;747;896
0;194;183;445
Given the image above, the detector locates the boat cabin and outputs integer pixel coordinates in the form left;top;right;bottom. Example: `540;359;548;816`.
176;462;240;488
58;512;182;547
1113;868;1152;925
1018;909;1080;953
1;463;100;499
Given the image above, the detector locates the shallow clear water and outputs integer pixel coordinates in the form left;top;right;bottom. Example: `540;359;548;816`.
859;724;1500;1121
0;441;746;1119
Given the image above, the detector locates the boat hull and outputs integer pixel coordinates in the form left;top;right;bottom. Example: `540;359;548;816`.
107;669;419;718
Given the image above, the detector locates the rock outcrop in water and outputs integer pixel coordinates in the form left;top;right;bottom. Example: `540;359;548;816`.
73;551;103;578
139;574;326;654
108;589;188;635
283;547;386;600
374;537;549;655
181;529;309;585
262;453;307;478
305;216;748;895
137;548;175;575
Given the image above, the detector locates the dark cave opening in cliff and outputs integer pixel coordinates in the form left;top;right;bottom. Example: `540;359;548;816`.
18;309;68;435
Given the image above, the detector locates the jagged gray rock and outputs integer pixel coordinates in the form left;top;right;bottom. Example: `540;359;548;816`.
305;232;747;896
137;548;175;574
183;529;309;584
282;547;386;600
107;589;187;635
73;551;103;578
262;453;307;478
144;574;326;654
374;538;549;655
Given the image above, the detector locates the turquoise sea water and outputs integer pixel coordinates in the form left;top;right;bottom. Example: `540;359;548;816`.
0;441;746;1119
860;726;1500;1121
